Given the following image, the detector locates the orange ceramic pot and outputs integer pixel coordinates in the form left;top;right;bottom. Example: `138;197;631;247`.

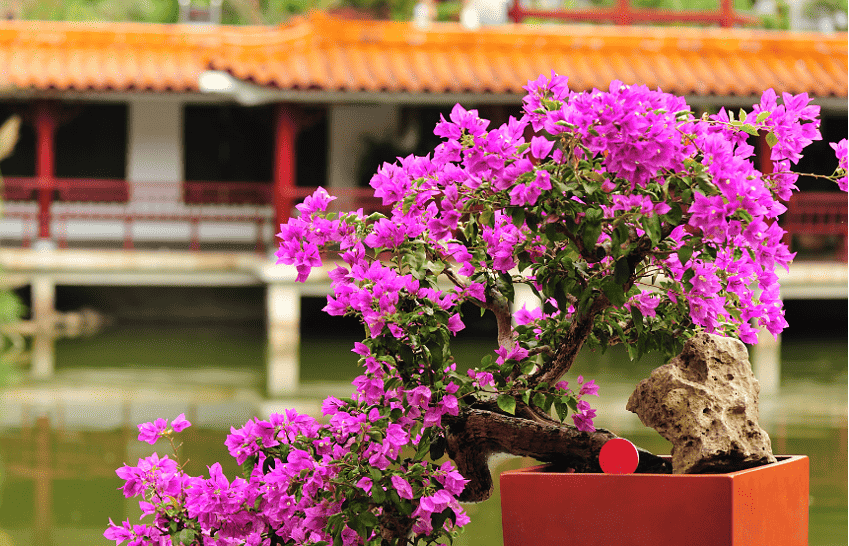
500;455;808;546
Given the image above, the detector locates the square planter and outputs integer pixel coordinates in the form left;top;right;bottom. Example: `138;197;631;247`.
500;455;808;546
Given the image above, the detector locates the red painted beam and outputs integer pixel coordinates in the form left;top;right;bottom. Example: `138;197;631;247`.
34;101;57;240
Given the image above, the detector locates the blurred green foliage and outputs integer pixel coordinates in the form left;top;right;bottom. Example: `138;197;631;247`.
5;0;809;25
0;116;27;389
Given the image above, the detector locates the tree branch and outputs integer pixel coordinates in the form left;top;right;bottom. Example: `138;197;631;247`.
444;407;671;502
527;293;610;389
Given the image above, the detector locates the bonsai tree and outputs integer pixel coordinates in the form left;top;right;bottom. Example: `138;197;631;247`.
106;73;847;546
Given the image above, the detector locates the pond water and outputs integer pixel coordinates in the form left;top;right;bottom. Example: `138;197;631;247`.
0;326;845;546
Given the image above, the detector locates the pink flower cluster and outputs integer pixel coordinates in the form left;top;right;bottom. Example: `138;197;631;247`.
109;402;469;545
137;413;191;445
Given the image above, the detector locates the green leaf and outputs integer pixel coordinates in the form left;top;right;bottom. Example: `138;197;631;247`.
511;207;526;228
178;528;196;545
541;98;562;111
414;429;432;460
479;209;493;227
408;247;426;279
496;273;515;303
664;202;683;225
756;111;771;124
431;507;456;532
677;246;693;266
426;339;444;368
553;279;574;317
525;213;539;232
614;257;630;285
765;131;778;148
545;222;566;242
581;177;601;195
424;260;445;275
359;511;379;529
553;399;569;421
582;221;603;253
738;108;747;123
631;305;644;335
240;455;258;479
371;485;386;504
532;392;546;409
497;394;517;415
584;207;603;223
740;124;759;136
480;354;493;369
429;434;446;460
601;279;627;307
642;215;662;246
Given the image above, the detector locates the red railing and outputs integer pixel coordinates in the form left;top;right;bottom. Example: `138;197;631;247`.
185;181;273;205
782;191;848;261
3;177;129;202
1;178;843;260
0;178;389;252
507;0;760;27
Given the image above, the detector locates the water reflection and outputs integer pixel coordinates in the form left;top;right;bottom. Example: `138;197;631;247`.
0;336;844;546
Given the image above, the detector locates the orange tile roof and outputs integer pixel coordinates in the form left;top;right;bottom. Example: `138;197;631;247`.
0;12;845;99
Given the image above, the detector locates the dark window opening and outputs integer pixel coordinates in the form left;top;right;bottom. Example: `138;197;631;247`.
184;104;274;182
295;111;328;187
55;103;127;179
795;114;848;192
354;104;489;188
783;299;847;339
0;103;35;177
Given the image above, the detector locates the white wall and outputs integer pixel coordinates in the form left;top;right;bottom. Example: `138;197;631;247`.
126;100;184;206
327;104;400;189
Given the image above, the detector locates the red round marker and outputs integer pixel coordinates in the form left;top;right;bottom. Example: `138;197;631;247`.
599;438;639;474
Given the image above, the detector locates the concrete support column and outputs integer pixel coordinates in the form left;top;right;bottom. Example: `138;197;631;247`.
267;283;300;396
751;327;781;396
31;275;56;379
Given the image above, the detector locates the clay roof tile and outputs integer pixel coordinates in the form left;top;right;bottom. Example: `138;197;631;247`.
0;15;842;101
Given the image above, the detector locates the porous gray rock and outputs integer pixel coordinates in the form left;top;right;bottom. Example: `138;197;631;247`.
626;333;777;474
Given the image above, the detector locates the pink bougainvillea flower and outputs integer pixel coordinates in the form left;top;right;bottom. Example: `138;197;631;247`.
136;413;190;445
391;475;414;500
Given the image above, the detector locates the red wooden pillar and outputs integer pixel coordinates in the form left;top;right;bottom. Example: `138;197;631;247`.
274;104;298;231
507;0;523;23
758;131;774;175
720;0;733;27
616;0;632;25
34;101;57;240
